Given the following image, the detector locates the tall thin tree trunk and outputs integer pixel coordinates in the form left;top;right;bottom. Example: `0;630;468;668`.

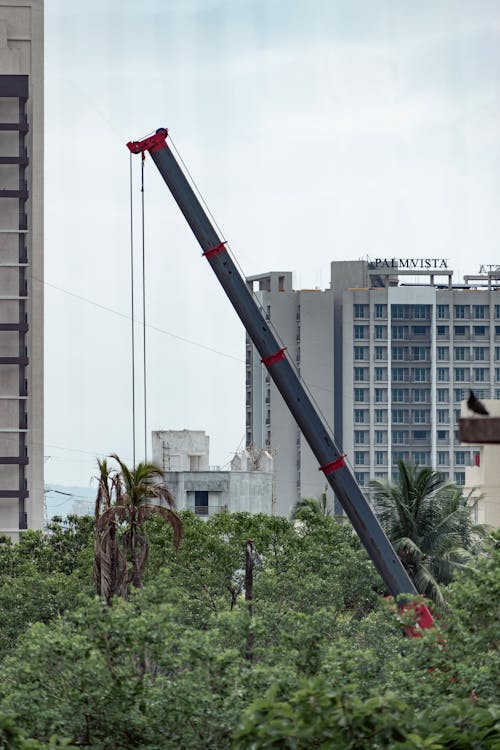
245;538;255;662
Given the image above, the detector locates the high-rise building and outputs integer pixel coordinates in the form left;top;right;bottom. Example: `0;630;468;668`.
0;0;43;538
246;260;500;516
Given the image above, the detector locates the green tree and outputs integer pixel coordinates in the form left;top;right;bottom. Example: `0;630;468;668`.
370;461;486;605
93;455;182;602
290;488;332;521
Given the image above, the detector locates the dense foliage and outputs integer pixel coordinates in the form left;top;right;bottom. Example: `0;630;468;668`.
0;510;497;748
371;461;487;605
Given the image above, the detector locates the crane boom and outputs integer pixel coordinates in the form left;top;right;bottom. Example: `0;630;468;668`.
127;128;419;601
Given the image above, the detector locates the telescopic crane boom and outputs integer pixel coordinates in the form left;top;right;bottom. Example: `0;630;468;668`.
127;128;431;614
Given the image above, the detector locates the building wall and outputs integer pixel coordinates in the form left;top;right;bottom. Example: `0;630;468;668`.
152;429;273;516
462;399;500;528
245;272;333;516
247;260;500;517
0;0;43;537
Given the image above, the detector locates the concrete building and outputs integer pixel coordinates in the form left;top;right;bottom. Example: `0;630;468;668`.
152;430;273;516
461;399;500;528
246;260;500;516
0;1;43;538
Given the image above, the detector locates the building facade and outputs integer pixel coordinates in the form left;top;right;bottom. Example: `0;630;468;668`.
152;430;273;516
246;260;500;516
0;1;43;537
461;399;500;528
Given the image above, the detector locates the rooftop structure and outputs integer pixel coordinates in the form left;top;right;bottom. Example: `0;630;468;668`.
152;430;273;517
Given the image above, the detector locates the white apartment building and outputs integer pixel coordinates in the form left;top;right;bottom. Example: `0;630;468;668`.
246;260;500;517
0;1;43;537
152;430;273;517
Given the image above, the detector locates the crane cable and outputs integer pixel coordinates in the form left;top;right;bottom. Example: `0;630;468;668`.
129;153;136;467
141;156;148;463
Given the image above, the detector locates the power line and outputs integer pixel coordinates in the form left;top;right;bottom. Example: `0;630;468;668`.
33;275;243;363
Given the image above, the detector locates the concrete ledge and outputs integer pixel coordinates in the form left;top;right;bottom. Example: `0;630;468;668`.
459;417;500;444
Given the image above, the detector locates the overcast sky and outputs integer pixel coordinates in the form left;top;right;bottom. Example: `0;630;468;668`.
44;0;500;488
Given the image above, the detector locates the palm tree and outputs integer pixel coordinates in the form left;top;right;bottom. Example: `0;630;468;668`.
370;461;486;607
93;454;182;603
291;488;332;522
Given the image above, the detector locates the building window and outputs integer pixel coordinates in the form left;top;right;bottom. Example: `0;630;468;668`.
393;451;409;465
474;368;486;383
354;367;366;381
495;347;500;361
375;430;386;444
437;325;448;337
413;305;428;319
454;305;468;319
454;347;468;361
355;472;367;486
495;305;500;319
392;388;405;402
374;325;387;339
354;325;367;339
194;490;209;516
375;388;387;403
437;429;448;441
412;346;428;361
392;430;407;444
413;430;428;440
437;346;449;361
412;325;429;337
437;389;448;403
454;368;468;382
375;451;386;465
437;304;449;319
437;451;449;466
374;367;386;381
375;409;386;424
391;304;406;319
413;368;428;382
392;409;406;424
392;346;405;361
354;409;366;423
392;326;407;340
413;451;427;465
354;388;366;402
413;409;427;424
437;367;449;382
454;472;465;486
354;303;367;318
392;367;408;382
473;325;488;337
437;409;449;424
413;388;427;402
354;346;366;360
454;388;465;402
473;305;486;319
375;345;387;360
354;451;366;465
454;326;466;337
354;430;367;444
497;368;500;382
455;451;468;466
374;304;387;318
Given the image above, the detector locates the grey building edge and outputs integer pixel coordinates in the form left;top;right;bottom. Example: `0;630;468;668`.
246;262;500;517
0;0;44;538
0;74;29;530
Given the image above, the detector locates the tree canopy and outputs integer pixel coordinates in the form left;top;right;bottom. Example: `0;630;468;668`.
0;506;497;748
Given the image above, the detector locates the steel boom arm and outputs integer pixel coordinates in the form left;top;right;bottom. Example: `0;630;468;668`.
127;128;417;599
